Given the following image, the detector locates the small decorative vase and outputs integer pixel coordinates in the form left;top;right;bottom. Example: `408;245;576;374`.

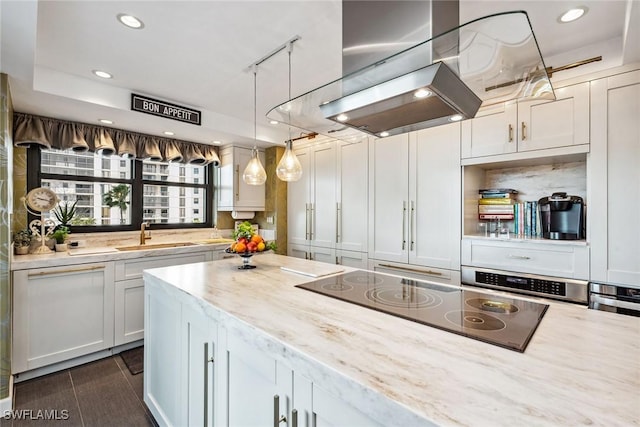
14;246;30;255
55;243;68;252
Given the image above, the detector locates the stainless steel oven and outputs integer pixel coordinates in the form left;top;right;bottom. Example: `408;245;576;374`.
461;266;588;304
589;283;640;317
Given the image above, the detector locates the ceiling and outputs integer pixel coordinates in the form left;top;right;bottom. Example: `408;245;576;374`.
1;0;638;149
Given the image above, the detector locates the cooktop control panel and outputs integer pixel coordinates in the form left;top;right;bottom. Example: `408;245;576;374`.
475;271;567;297
460;267;588;304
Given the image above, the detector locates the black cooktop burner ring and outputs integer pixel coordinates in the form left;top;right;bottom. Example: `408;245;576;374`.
364;286;443;309
320;282;355;292
342;274;385;286
466;298;520;314
444;310;507;331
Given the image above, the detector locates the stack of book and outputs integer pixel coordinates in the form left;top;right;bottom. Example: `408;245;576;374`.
514;201;540;237
478;189;517;220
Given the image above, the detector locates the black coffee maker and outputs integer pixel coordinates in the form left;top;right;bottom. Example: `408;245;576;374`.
538;192;585;240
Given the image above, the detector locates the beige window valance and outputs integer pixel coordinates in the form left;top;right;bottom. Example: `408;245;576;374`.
13;112;220;166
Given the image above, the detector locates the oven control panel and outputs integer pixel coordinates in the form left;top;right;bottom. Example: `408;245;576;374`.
476;271;567;297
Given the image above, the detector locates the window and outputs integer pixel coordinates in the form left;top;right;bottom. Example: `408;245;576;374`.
30;147;213;231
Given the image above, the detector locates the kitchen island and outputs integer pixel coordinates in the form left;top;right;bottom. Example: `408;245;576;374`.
143;253;639;426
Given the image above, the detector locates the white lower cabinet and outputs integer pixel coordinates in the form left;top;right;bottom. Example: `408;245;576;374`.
144;281;217;427
289;244;335;264
312;383;383;427
462;238;589;280
335;250;369;269
145;279;383;427
223;332;295;426
114;279;145;346
12;262;115;374
114;251;213;346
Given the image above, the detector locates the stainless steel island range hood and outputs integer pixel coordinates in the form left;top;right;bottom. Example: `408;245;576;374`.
319;61;481;136
268;10;554;141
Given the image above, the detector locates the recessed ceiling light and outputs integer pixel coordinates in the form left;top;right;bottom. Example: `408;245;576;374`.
269;120;279;125
99;119;113;124
379;131;390;137
336;114;349;122
449;114;463;122
413;88;432;98
163;131;175;136
93;70;113;79
559;7;587;23
117;13;144;29
213;140;222;145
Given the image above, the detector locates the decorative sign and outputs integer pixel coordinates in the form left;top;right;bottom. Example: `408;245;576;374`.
131;94;201;126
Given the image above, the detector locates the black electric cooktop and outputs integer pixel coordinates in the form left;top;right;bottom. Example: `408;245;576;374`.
296;271;549;352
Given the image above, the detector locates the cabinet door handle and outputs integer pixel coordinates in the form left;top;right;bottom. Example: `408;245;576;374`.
508;254;531;260
203;342;214;426
402;201;407;250
235;165;240;201
378;263;443;276
336;202;341;243
310;203;315;240
28;265;105;278
521;122;527;140
273;395;287;426
508;124;514;142
410;201;415;251
305;203;310;240
292;409;298;427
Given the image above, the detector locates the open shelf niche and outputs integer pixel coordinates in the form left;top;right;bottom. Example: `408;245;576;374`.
462;157;587;241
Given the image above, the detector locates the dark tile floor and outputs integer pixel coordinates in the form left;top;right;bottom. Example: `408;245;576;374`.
6;353;157;427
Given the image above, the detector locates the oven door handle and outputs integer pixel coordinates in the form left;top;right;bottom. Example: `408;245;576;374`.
591;294;640;311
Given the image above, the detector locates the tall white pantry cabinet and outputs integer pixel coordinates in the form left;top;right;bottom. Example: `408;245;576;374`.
369;123;461;283
590;69;640;286
287;138;369;268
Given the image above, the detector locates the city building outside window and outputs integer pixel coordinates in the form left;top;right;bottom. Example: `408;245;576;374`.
29;147;214;231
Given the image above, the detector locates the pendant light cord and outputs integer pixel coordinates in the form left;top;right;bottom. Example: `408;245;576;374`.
253;65;258;152
287;42;293;145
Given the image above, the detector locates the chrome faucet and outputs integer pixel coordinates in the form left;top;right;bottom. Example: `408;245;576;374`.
140;222;151;245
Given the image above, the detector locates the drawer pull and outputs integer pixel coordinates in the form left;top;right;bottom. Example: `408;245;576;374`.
508;124;514;142
28;265;105;277
378;264;443;276
507;254;531;260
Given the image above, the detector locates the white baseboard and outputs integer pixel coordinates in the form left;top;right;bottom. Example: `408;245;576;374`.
0;375;14;415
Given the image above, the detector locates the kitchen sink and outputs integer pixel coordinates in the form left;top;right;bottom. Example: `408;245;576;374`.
193;238;235;244
116;242;197;251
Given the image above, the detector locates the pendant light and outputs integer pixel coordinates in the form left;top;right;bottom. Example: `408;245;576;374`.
243;66;267;186
276;42;303;182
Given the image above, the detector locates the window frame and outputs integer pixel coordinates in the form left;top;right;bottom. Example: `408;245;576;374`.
28;147;214;232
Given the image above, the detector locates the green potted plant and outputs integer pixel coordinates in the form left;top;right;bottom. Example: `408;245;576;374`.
52;226;69;252
103;184;130;224
13;229;32;255
53;200;77;231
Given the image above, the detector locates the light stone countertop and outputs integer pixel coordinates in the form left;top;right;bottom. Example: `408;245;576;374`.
144;253;640;427
10;240;234;271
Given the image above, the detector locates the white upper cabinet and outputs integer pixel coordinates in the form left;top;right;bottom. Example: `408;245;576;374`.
518;82;590;152
287;140;336;252
462;82;590;160
288;137;369;260
590;70;640;286
217;145;265;211
461;102;518;158
370;134;410;263
371;124;461;272
409;124;461;270
336;139;369;253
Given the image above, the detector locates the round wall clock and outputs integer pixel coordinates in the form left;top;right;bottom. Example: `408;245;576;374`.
25;187;58;212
